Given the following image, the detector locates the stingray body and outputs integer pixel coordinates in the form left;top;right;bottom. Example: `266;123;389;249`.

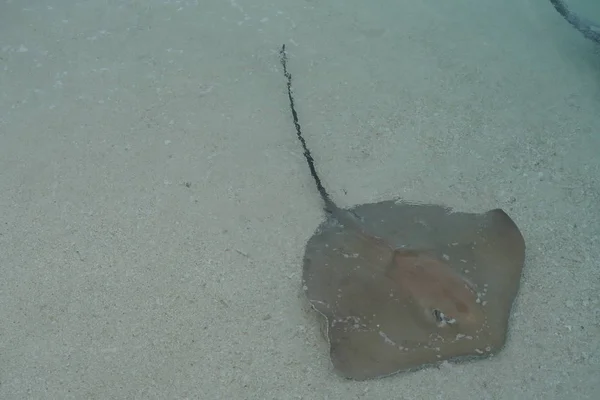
550;0;600;44
279;45;526;380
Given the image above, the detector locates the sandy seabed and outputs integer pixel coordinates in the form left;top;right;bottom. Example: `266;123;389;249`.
1;0;598;399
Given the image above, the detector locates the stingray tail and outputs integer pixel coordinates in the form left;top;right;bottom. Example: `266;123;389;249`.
279;44;339;216
279;45;390;241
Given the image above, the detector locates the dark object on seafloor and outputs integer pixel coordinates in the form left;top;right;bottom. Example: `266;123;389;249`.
279;45;526;380
550;0;600;44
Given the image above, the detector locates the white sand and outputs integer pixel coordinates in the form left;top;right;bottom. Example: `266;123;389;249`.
1;0;598;398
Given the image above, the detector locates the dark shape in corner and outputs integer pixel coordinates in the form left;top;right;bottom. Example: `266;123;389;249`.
279;45;526;380
550;0;600;44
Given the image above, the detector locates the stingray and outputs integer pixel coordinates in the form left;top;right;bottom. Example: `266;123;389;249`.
279;45;526;380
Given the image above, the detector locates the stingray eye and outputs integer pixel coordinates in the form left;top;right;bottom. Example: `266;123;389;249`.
432;309;457;327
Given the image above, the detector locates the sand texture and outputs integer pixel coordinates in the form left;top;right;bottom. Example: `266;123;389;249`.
0;0;598;398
